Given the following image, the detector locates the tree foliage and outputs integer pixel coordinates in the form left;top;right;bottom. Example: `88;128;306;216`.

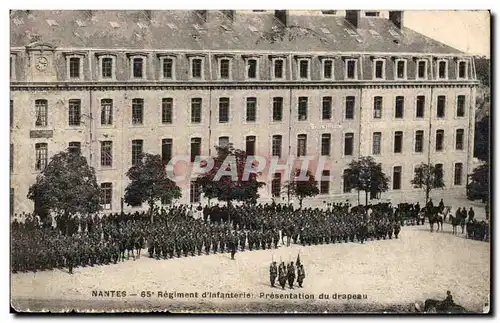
124;153;181;221
27;150;101;221
343;156;389;205
467;163;489;202
283;168;320;208
474;115;490;162
410;163;445;203
195;145;265;204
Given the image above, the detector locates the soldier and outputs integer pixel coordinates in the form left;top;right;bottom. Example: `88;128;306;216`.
278;262;287;289
204;234;211;255
239;230;246;251
212;234;219;254
297;264;305;288
438;199;445;213
273;229;280;249
393;221;401;239
468;207;475;222
269;261;278;287
266;230;272;249
287;261;296;289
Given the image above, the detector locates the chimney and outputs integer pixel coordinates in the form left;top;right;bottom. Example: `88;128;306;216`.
221;10;235;22
389;11;404;29
274;10;288;26
195;10;208;22
345;10;362;29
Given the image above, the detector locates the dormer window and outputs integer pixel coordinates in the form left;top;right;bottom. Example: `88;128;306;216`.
298;59;310;79
97;54;116;80
345;59;357;80
395;59;407;79
321;58;334;80
272;58;285;79
218;57;232;80
159;55;176;80
189;56;204;80
246;58;258;79
457;60;468;79
437;60;448;79
416;59;427;80
373;59;385;79
64;54;84;80
129;55;146;79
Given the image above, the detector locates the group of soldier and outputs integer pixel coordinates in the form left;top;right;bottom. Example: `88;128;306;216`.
269;256;306;289
11;201;401;274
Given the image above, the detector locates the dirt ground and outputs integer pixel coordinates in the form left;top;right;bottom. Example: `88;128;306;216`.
11;222;490;313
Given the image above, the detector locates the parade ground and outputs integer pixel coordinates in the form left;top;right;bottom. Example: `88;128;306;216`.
11;221;490;313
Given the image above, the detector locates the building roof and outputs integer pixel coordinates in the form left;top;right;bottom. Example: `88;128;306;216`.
10;10;464;54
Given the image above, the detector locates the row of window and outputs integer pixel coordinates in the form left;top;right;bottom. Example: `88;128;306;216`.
21;93;467;129
30;53;469;82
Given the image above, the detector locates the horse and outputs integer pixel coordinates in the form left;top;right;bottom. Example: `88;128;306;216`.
442;206;452;223
423;299;468;313
126;236;136;260
134;235;144;259
423;206;443;232
450;214;463;235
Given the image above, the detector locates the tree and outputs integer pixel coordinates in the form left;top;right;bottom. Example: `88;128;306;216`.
283;168;319;208
343;156;389;206
474;115;490;162
27;150;101;230
467;163;489;202
196;145;265;208
410;163;445;203
124;153;181;223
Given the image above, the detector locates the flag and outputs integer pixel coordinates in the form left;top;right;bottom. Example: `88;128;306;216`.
296;252;301;267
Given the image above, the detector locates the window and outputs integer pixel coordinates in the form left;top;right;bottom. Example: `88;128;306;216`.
394;131;403;153
69;57;81;79
191;58;203;79
395;60;407;79
100;183;112;210
345;96;355;119
132;98;144;124
246;97;257;122
10;144;13;172
321;134;331;156
68;141;81;154
346;59;357;79
35;143;48;170
273;97;283;121
417;60;427;79
458;61;467;79
10;188;14;216
190;138;201;162
246;136;256;156
131;140;143;166
395;96;404;118
68;99;81;126
101;99;113;125
10;54;15;80
415;130;424;153
299;60;309;79
35;99;48;127
455;129;464;150
101;141;113;167
435;163;444;186
456;95;466;117
162;57;174;79
191;98;202;123
272;135;282;158
344;133;354;156
393;166;402;190
132;57;144;78
438;60;448;79
373;96;383;118
298;97;308;121
10;100;13;128
271;173;282;197
372;132;381;155
162;138;173;165
454;163;463;186
436;130;444;151
247;59;257;79
274;59;284;79
343;169;352;193
297;134;307;157
219;58;230;79
322;96;332;120
101;57;113;79
323;59;333;79
219;97;230;123
190;182;201;203
162;98;173;124
374;60;385;79
218;136;229;148
320;170;330;194
437;96;446;118
416;96;425;118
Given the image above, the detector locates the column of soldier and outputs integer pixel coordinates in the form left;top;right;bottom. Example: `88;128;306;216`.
11;202;401;274
269;254;306;289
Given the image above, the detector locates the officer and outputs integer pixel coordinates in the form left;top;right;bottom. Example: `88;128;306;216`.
287;261;296;289
229;232;237;260
269;261;278;287
297;264;305;288
278;262;287;289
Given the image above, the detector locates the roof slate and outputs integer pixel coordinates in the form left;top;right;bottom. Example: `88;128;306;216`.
10;10;464;54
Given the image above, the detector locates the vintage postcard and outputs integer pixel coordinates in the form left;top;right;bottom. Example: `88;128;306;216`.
9;9;491;314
